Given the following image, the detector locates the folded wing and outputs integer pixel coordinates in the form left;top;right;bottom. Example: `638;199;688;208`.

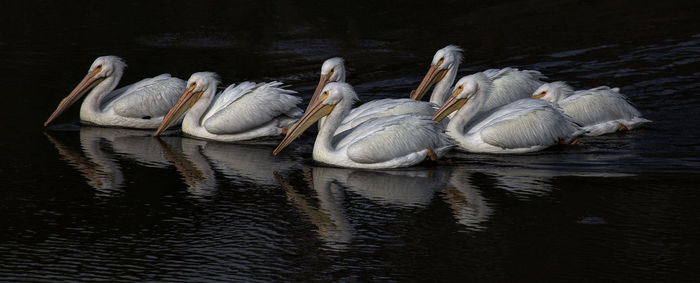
111;74;186;119
203;82;302;134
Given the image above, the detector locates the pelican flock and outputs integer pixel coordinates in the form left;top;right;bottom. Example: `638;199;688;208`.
310;57;439;133
410;45;546;114
44;47;649;169
432;74;583;153
273;82;454;169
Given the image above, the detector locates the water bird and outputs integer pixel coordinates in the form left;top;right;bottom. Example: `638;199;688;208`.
532;82;651;136
410;45;545;113
308;57;438;133
44;56;186;128
274;82;454;169
154;72;302;142
432;74;583;153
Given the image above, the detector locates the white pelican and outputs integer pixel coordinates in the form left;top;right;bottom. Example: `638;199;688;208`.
274;82;454;169
154;72;303;142
432;74;583;154
44;56;186;128
410;45;546;111
532;82;651;136
308;57;439;133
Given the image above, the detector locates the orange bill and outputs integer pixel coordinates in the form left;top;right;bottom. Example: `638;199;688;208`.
44;66;104;126
410;64;448;101
274;94;334;155
431;87;468;122
153;83;202;136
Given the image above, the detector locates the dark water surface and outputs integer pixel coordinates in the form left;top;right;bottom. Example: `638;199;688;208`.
2;1;699;281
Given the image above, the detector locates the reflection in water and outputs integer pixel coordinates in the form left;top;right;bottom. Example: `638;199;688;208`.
156;138;303;196
319;167;447;208
156;137;217;197
453;150;635;199
45;130;123;196
442;169;492;231
275;169;353;250
46;127;186;196
203;141;301;187
84;127;180;168
276;165;500;247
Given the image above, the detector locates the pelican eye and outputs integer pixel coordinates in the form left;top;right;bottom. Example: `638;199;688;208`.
452;85;464;97
437;57;445;66
320;90;330;101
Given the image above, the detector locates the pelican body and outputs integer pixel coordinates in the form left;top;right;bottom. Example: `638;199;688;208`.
45;56;186;128
433;74;583;154
309;58;439;133
274;82;454;169
154;72;302;142
410;45;546;113
532;82;650;136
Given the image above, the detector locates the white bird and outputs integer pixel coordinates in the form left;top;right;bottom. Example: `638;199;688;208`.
432;74;583;154
45;56;186;128
154;72;303;142
410;45;546;113
532;82;651;136
274;82;454;169
308;57;439;133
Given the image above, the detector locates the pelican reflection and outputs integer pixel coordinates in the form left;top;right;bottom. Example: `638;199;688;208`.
46;130;123;196
275;169;353;250
203;141;301;187
275;166;497;248
155;137;217;197
47;127;193;197
442;169;492;231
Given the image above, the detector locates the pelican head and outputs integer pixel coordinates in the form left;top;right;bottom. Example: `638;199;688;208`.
274;82;357;155
44;56;127;126
410;45;463;100
432;73;490;122
307;57;346;112
154;72;220;136
532;81;574;103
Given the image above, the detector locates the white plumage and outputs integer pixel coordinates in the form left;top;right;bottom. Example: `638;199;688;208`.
433;74;583;154
45;56;186;128
481;67;547;113
410;45;464;105
335;98;439;133
310;57;439;134
532;82;651;136
410;45;546;111
274;82;454;169
338;115;453;164
154;72;303;142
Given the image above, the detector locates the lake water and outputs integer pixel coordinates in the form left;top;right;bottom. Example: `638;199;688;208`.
1;1;699;281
